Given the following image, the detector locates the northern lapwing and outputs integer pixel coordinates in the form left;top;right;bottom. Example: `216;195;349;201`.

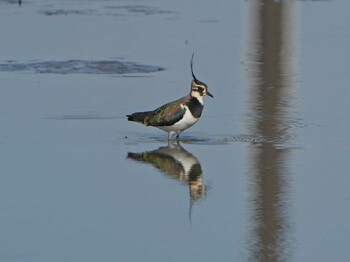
126;54;213;140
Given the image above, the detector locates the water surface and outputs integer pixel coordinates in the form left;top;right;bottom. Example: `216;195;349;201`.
0;0;350;261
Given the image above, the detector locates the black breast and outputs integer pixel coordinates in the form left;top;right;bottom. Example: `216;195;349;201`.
187;97;203;118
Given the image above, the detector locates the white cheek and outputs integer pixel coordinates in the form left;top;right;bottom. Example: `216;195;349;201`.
191;91;204;104
197;96;204;105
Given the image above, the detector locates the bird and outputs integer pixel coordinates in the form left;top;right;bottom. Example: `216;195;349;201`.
126;54;213;140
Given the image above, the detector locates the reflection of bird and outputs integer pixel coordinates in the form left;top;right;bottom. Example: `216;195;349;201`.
127;142;206;202
127;54;213;140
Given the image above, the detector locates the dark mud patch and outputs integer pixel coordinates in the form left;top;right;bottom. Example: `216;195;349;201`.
39;5;177;17
39;9;96;16
105;5;177;16
0;60;164;75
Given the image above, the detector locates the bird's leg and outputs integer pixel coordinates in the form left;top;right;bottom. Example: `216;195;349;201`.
176;134;180;141
168;139;176;147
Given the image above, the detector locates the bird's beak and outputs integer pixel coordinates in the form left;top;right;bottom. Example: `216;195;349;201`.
207;91;214;98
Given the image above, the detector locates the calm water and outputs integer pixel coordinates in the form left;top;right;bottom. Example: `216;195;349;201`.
0;0;350;261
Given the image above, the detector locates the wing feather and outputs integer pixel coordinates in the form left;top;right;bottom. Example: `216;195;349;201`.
146;98;187;127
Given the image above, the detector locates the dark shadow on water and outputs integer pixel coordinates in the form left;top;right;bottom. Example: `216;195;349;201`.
127;141;209;223
0;60;164;75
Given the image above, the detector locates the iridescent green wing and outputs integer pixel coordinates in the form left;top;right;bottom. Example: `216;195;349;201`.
146;98;187;127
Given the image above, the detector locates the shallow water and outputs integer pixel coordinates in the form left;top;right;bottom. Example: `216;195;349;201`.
1;0;350;261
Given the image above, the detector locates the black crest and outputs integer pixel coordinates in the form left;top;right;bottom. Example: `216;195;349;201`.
190;53;199;83
190;53;207;87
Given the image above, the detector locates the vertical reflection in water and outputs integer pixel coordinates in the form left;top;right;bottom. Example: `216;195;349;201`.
244;1;298;261
127;142;207;222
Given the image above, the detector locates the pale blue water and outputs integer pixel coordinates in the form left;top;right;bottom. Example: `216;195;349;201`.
0;0;349;261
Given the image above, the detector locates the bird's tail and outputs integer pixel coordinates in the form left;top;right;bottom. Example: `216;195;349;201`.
126;111;153;124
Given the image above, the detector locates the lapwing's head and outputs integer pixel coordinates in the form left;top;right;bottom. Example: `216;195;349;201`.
190;54;214;100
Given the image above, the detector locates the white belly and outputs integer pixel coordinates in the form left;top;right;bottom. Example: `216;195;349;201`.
158;105;198;133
